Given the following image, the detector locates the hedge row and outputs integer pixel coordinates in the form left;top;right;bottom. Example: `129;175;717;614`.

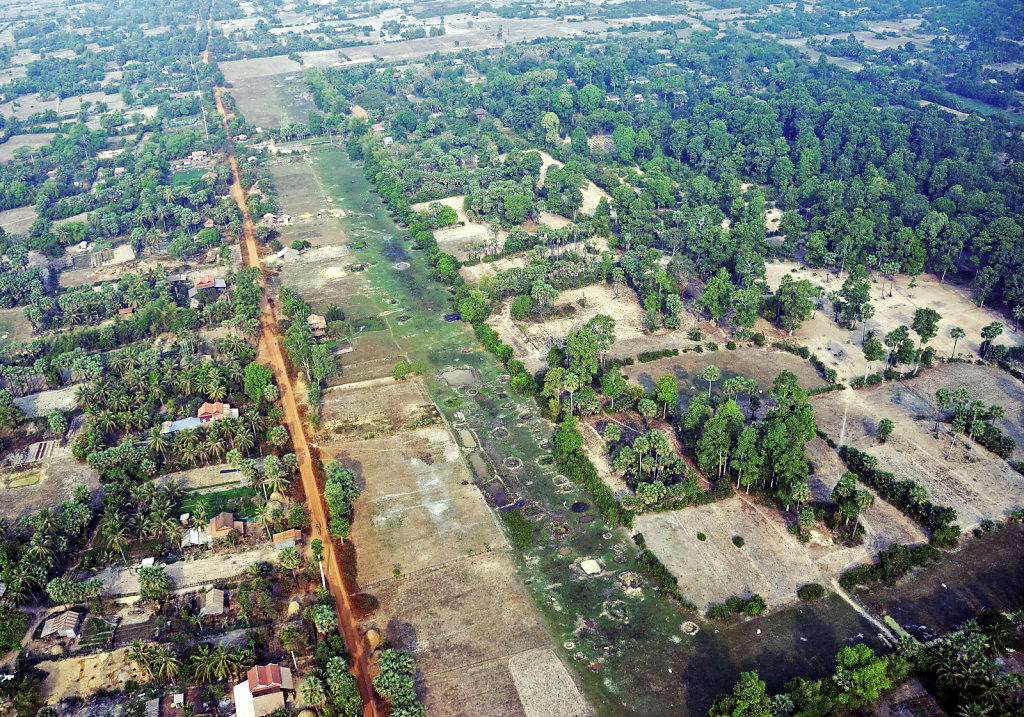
554;422;631;528
840;542;941;589
838;445;959;540
638;348;679;363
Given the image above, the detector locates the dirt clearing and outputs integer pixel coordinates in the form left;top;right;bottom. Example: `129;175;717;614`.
812;366;1024;528
765;261;1023;381
0;456;98;523
38;648;145;704
0;204;37;233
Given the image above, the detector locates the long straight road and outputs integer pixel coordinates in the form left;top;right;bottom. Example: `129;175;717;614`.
203;37;379;717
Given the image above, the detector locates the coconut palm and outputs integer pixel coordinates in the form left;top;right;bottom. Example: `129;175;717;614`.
129;639;158;679
152;646;181;682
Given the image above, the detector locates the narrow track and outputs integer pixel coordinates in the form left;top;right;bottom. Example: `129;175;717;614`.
202;34;379;717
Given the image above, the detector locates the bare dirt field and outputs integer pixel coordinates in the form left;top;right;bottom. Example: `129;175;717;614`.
488;284;648;373
0;204;37;233
13;386;77;417
621;346;827;397
459;254;529;285
37;647;146;705
320;376;433;436
157;462;242;491
364;550;581;717
812;365;1024;528
0;306;32;350
635;490;917;611
765;261;1024;381
339;421;504;585
0;132;55;161
229;72;316;129
0;456;98;523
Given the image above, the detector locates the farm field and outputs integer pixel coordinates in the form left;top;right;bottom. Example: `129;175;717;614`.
0;132;55;161
0;456;98;523
812;364;1024;528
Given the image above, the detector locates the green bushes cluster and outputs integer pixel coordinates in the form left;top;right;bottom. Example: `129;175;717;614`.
708;594;766;620
501;508;533;549
553;418;630;527
839;542;941;589
637;348;679;363
797;583;825;601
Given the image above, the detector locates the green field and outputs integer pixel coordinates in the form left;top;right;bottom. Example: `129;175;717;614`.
179;486;259;520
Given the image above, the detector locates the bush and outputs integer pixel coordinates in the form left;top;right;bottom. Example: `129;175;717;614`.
725;340;737;350
752;332;766;346
697;532;707;541
501;508;533;549
510;295;535;320
638;348;679;363
797;583;825;601
706;342;719;351
688;329;702;341
732;535;745;548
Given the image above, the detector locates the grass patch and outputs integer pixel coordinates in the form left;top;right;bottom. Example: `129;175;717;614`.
501;508;533;549
179;487;258;519
172;169;205;185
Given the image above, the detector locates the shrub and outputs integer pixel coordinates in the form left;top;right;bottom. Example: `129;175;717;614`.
688;329;702;341
752;332;766;346
501;508;533;549
706;342;719;351
697;532;707;541
732;535;745;548
797;583;825;601
725;340;737;350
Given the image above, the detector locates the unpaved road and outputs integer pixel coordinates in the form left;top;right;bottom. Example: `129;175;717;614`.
207;21;379;716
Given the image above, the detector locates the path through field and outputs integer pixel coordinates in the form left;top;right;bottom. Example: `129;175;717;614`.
206;22;379;717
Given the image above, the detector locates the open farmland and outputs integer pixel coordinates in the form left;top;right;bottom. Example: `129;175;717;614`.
812;364;1024;528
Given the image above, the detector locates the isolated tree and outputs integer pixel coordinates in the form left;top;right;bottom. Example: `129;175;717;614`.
708;671;773;717
980;321;1004;358
876;418;893;443
703;364;720;400
949;326;965;358
934;388;952;436
603;423;621;444
861;336;886;383
654;375;678;419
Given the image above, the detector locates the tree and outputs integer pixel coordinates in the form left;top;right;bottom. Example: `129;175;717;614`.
949;326;965;358
876;419;894;443
708;671;773;717
301;675;327;708
703;365;720;400
861;336;886;383
980;321;1003;358
0;608;28;652
279;546;302;585
603;424;621;444
775;275;815;333
934;388;952;436
654;375;678;419
138;566;172;604
311;604;338;634
701;269;732;323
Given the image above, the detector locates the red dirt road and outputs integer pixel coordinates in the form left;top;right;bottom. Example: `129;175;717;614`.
206;41;379;717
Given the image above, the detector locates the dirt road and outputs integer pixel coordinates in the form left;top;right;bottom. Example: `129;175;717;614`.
206;30;379;717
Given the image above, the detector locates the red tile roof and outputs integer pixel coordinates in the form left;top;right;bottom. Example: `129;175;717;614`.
247;664;283;692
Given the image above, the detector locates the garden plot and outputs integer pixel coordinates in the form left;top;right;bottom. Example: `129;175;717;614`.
488;283;647;373
0;306;33;350
364;550;576;717
620;346;827;399
764;261;1023;381
338;420;505;586
812;370;1024;528
37;648;146;705
0;204;37;233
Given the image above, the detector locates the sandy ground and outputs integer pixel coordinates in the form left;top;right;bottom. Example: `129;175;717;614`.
0;132;55;161
812;367;1024;529
532;149;610;216
488;284;647;373
764;261;1024;381
0;456;98;522
37;647;146;704
13;386;78;417
509;647;591;717
459;254;529;285
320;376;432;436
342;421;505;584
157;462;243;491
92;546;277;596
620;346;827;397
0;204;38;233
636;487;921;611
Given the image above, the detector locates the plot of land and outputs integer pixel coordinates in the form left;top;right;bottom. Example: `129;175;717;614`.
320;376;433;436
0;132;55;161
621;346;827;400
37;647;145;705
13;386;78;417
0;204;38;233
765;261;1024;381
0;306;32;350
0;456;98;523
812;364;1024;528
489;283;647;373
340;421;504;584
92;546;276;596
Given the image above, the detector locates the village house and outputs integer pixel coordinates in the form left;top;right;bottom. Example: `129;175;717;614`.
198;401;238;424
40;611;82;640
307;314;327;337
272;529;302;551
199;588;226;618
233;664;294;717
210;511;245;540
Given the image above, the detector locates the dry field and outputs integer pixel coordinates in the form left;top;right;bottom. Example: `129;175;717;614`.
0;456;98;523
765;261;1024;381
92;546;277;596
0;204;37;233
532;149;610;215
320;376;434;436
332;379;588;715
812;365;1024;528
488;283;648;373
226;72;315;129
620;346;827;397
459;254;529;285
0;132;55;161
37;648;146;705
13;386;77;417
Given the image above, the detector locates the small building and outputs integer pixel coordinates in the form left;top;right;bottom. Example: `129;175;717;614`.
371;122;385;135
198;402;237;423
118;307;134;318
200;588;226;618
192;276;216;291
579;559;601;576
210;511;245;540
233;664;294;717
473;108;487;119
41;611;82;639
383;136;393;146
191;150;208;160
113;166;126;176
307;314;327;337
160;416;201;434
273;529;302;551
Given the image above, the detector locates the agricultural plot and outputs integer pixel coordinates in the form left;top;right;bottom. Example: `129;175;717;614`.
0;204;38;233
0;132;55;161
765;261;1024;381
0;456;98;523
0;306;32;350
320;376;434;436
812;364;1024;528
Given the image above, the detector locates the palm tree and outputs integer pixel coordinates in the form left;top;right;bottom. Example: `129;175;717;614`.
301;675;327;708
934;388;952;436
129;639;158;680
103;521;131;562
947;417;966;459
703;364;720;400
949;326;965;358
255;502;277;540
152;646;181;683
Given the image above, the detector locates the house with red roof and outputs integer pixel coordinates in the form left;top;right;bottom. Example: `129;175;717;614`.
232;664;294;717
